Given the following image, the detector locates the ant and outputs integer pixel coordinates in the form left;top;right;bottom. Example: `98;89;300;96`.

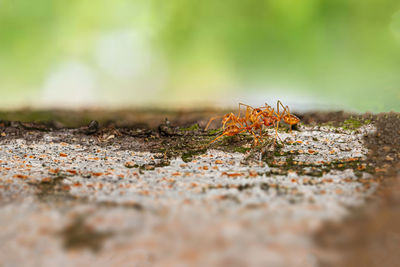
205;101;300;146
205;103;264;145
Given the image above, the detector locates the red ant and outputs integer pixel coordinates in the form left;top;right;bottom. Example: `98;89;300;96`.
205;103;265;145
205;101;300;146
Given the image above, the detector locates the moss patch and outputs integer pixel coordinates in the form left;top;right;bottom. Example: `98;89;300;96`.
180;123;200;131
343;118;371;130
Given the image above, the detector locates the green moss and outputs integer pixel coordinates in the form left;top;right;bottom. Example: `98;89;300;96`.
234;146;251;153
181;148;207;162
180;123;200;131
207;129;221;135
342;118;371;130
286;156;294;167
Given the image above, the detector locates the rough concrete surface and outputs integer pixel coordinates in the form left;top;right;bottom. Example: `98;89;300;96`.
0;112;399;267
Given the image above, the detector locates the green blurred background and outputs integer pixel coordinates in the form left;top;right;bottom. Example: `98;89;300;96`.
1;0;399;112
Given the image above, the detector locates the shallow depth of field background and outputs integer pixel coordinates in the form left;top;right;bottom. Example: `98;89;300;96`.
1;0;400;112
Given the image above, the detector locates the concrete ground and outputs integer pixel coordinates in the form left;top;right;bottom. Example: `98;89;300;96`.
0;112;399;267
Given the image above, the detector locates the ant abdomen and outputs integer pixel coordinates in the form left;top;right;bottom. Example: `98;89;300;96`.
283;114;300;126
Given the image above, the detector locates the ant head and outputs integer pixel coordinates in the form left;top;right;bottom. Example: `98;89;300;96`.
249;108;263;122
253;108;262;114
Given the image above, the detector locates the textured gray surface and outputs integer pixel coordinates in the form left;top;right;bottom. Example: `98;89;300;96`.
0;124;377;266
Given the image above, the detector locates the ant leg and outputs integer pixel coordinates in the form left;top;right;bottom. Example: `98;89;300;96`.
277;100;290;116
274;120;280;145
272;101;283;120
278;102;292;132
270;123;282;145
248;130;258;146
277;100;287;112
277;101;295;133
258;128;265;145
279;102;297;134
239;103;251;117
272;104;280;142
246;106;253;124
239;103;255;122
208;128;246;145
277;101;291;117
276;100;282;117
208;132;228;144
221;113;236;130
205;116;222;130
277;100;289;118
239;103;253;110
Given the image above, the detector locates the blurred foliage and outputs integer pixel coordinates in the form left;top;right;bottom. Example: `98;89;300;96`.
0;0;399;111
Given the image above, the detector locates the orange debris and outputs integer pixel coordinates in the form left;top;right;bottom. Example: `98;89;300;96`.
13;174;28;179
